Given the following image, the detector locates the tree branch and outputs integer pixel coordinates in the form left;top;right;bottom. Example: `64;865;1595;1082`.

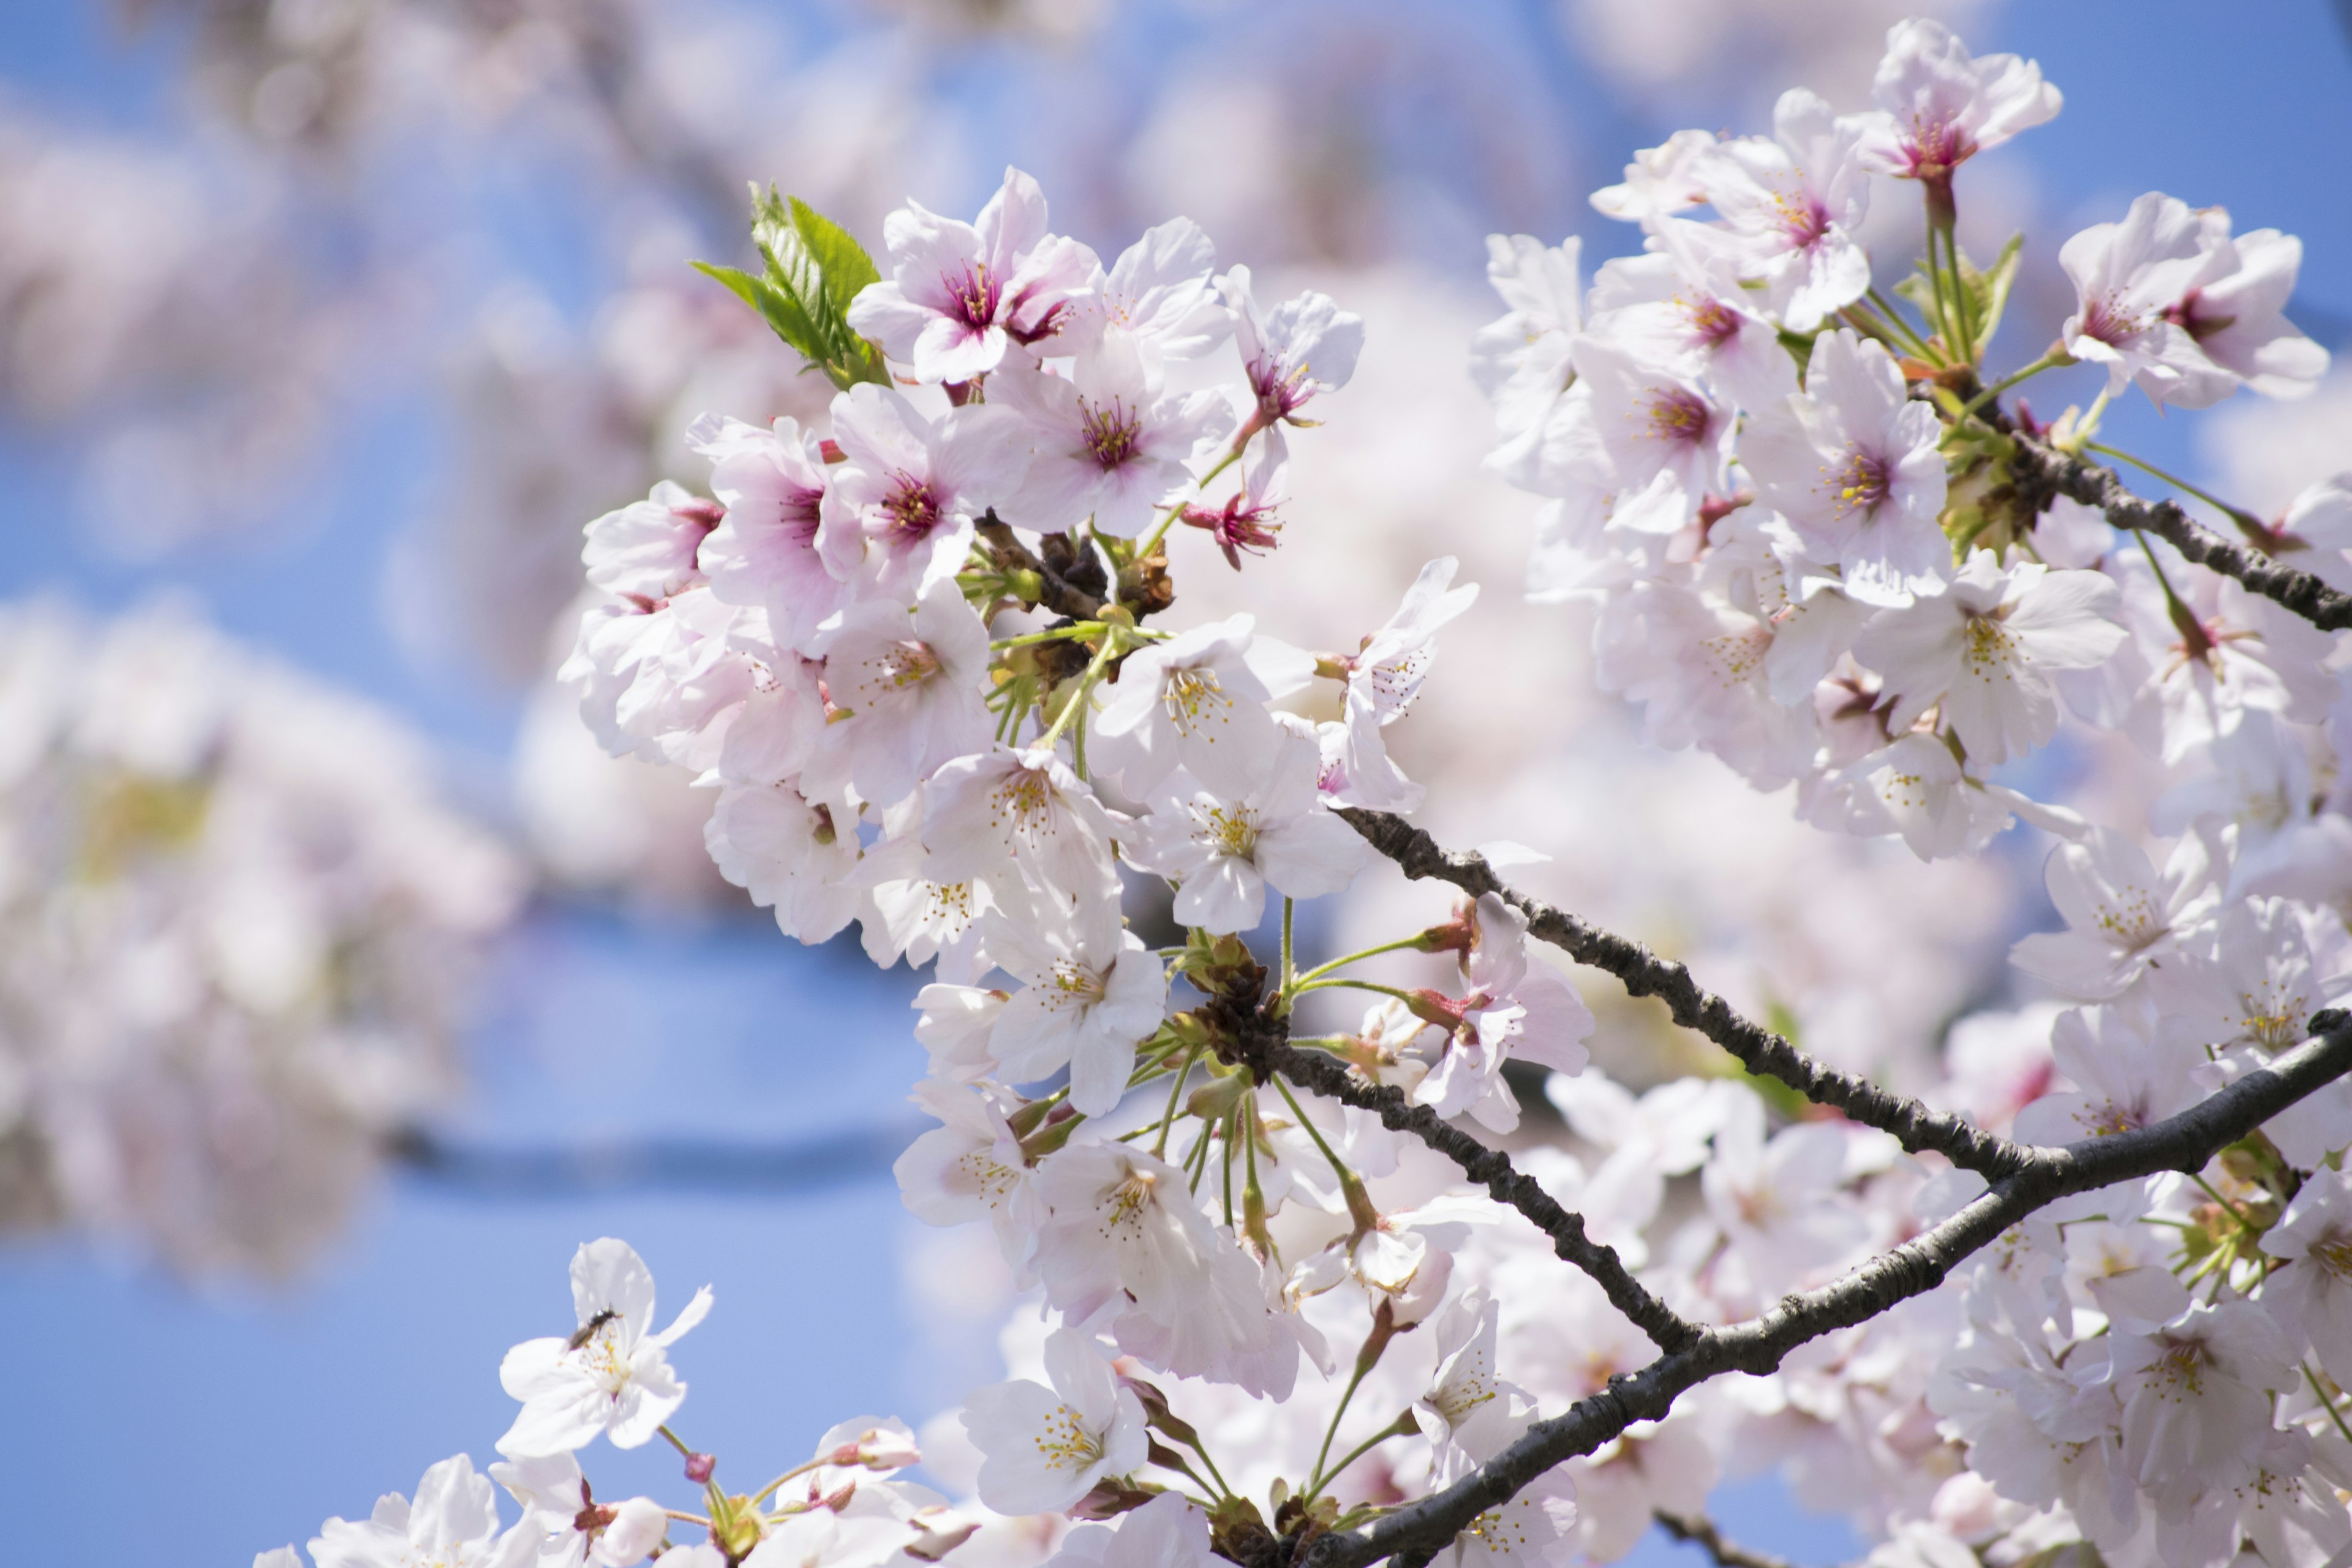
1295;1017;2352;1568
2010;436;2352;632
1260;1038;1701;1355
1653;1512;1798;1568
1334;808;2030;1178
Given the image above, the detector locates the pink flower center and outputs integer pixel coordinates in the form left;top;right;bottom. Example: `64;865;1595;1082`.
880;472;943;546
1641;386;1713;447
777;484;824;547
2163;288;2238;344
941;262;1002;331
1681;296;1743;349
2079;292;2147;347
1831;448;1891;516
1773;193;1831;251
1080;397;1143;470
881;639;942;689
1903;112;1975;175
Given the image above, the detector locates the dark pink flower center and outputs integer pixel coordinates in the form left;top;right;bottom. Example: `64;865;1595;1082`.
1903;112;1976;175
2079;292;2147;347
1683;297;1743;349
1833;448;1891;516
1080;398;1143;470
880;472;943;546
941;262;1002;331
2163;288;2237;344
1642;387;1713;447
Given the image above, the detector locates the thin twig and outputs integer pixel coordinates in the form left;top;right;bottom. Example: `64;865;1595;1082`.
975;515;1112;621
2009;437;2352;631
1653;1512;1799;1568
1294;1017;2352;1568
1334;809;2030;1178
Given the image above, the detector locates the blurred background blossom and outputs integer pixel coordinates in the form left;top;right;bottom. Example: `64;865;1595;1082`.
1;1;2348;1562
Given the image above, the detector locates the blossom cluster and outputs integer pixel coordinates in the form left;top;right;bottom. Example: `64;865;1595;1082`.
262;18;2352;1568
0;598;520;1273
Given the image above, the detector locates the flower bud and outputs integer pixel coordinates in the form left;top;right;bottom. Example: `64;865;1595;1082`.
683;1452;715;1484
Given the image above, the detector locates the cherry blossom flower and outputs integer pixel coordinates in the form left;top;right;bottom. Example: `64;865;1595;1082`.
1857;20;2062;189
853;835;997;973
309;1455;529;1568
2254;473;2352;591
1040;1493;1213;1568
2011;1005;2207;1153
1331;558;1479;812
497;1239;714;1458
704;780;863;944
819;384;1030;600
1415;896;1594;1133
992;336;1234;537
1030;1143;1294;1392
1180;440;1286;570
2008;827;2223;1000
846;165;1098;383
2059;193;2239;411
2106;1295;2299;1494
693;415;850;656
961;1329;1149;1514
1688;89;1873;332
489;1452;666;1568
1089;614;1297;799
1586;238;1794;415
1122;723;1370;934
815;581;994;808
1429;1411;1579;1568
1743;330;1950;606
984;914;1167;1115
2170;216;2331;401
1589;129;1715;223
922;745;1125;924
1411;1287;1525;1472
1850;551;2126;766
1545;337;1735;535
894;1077;1046;1267
1221;265;1364;443
2262;1167;2352;1390
1698;1095;1872;1295
1063;219;1232;371
1470;233;1584;486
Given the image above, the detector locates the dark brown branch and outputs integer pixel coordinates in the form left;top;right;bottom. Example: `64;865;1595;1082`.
1258;1039;1701;1355
1297;1017;2352;1568
1653;1512;1799;1568
2011;437;2352;631
1335;808;2030;1178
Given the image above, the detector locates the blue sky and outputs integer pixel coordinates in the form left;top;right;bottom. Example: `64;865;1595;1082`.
1;3;2348;1564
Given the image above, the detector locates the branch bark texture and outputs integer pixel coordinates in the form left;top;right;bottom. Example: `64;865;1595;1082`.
1652;1512;1799;1568
2011;436;2352;631
1292;1019;2352;1568
1334;807;2030;1178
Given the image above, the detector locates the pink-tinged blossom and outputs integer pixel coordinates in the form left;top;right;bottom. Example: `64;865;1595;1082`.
984;914;1167;1117
2059;194;2239;410
1221;265;1365;440
1698;1095;1872;1295
2011;1005;2207;1152
1851;551;2126;766
960;1329;1149;1516
1411;1287;1527;1475
1041;1493;1213;1568
1586;239;1795;415
2106;1295;2299;1494
704;780;862;944
1180;440;1286;570
1743;330;1950;607
489;1452;665;1568
739;1476;954;1568
309;1454;529;1568
894;1077;1044;1267
1430;1411;1579;1568
819;384;1030;600
1471;233;1585;487
1332;557;1479;812
1123;723;1371;934
923;745;1125;929
581;479;721;604
846;166;1098;383
497;1239;713;1458
1030;1144;1294;1392
910;982;1005;1082
816;581;993;809
1546;337;1735;535
991;336;1233;537
1417;895;1594;1133
2009;827;2223;1001
1090;613;1292;800
1590;129;1716;224
2173;216;2331;400
2255;474;2352;592
1063;219;1232;370
1858;20;2062;186
1690;90;1874;332
692;415;849;657
2263;1167;2352;1390
1806;730;2060;861
853;834;995;973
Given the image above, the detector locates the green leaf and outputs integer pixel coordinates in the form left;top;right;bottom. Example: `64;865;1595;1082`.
699;184;887;391
1963;232;2026;352
1894;265;1947;345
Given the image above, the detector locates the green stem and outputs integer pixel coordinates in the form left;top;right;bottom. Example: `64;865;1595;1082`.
1292;936;1430;990
1954;352;2068;422
1281;898;1295;991
2130;529;2192;617
992;623;1104;650
1865;287;1938;360
2308;1365;2352;1449
1291;978;1420;1005
1153;1045;1203;1158
1311;1414;1415;1501
1306;1360;1376;1497
658;1424;695;1459
1220;1103;1239;1227
1942;224;1978;362
1039;633;1121;752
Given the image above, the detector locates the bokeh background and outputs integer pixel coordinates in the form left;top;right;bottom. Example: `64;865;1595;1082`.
2;2;2348;1562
